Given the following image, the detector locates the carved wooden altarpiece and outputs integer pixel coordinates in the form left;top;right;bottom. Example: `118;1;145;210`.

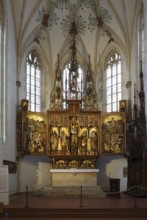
18;99;126;169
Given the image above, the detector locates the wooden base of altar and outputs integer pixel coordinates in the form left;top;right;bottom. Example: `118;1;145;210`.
50;169;99;186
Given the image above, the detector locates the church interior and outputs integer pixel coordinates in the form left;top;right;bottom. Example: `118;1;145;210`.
1;0;147;219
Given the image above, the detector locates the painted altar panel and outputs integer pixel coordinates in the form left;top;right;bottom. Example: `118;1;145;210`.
24;112;48;155
101;112;126;155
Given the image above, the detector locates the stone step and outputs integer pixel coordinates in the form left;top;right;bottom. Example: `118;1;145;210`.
34;185;106;198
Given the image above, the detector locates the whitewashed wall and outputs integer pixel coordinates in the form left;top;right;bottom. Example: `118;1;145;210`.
19;160;37;192
0;1;17;195
106;158;128;191
0;165;9;205
18;157;51;192
97;156;128;192
36;162;52;189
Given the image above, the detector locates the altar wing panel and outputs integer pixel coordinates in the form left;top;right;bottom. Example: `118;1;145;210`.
101;112;126;155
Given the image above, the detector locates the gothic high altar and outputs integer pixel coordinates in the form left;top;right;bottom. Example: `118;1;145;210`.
18;80;125;186
18;99;125;186
17;21;126;186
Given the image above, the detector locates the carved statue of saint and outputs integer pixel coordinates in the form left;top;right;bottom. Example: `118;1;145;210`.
90;130;97;154
81;129;88;154
86;83;93;98
71;124;78;145
60;129;68;154
51;130;58;154
69;73;77;93
70;116;79;154
56;84;61;100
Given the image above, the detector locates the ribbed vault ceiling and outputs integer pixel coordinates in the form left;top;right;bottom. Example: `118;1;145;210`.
10;0;139;75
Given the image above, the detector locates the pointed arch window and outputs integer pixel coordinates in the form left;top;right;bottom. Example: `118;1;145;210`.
105;52;122;112
26;51;41;112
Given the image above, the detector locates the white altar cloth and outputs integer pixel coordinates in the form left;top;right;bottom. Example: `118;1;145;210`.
50;169;99;173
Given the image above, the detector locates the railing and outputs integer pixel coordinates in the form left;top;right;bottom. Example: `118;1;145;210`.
1;185;147;209
1;185;147;219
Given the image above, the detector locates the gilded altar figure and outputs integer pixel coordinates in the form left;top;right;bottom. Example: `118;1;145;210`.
60;128;69;154
80;129;88;155
55;160;66;168
90;129;97;154
50;128;59;154
27;130;46;154
81;160;95;168
69;115;79;155
71;124;78;145
69;160;78;168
